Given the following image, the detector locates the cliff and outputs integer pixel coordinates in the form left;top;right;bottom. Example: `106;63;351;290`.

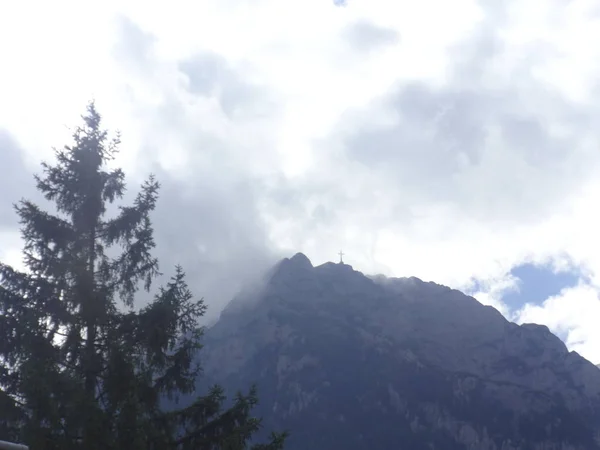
196;253;600;449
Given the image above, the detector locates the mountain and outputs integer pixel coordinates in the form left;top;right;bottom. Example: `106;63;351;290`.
192;253;600;450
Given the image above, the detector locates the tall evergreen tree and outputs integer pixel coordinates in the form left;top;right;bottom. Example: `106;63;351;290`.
0;102;287;450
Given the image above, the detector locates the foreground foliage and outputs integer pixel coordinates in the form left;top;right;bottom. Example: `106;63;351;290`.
0;103;287;450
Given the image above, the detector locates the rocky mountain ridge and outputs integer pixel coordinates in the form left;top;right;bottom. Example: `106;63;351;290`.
195;253;600;449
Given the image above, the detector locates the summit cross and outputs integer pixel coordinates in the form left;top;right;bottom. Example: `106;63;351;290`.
338;250;344;264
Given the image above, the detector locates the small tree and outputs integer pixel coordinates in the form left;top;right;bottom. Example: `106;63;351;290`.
0;102;287;450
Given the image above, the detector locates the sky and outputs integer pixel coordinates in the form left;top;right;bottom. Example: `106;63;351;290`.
1;0;600;363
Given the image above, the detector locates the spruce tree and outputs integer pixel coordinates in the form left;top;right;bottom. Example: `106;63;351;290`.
0;102;287;450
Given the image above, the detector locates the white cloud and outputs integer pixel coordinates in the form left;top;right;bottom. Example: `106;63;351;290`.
517;284;600;364
1;0;600;359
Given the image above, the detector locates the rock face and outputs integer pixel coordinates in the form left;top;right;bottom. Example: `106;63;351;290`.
197;253;600;450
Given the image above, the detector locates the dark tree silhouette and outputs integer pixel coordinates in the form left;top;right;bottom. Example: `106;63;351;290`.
0;102;287;450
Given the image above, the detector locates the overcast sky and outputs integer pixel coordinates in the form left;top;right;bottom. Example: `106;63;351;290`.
2;0;600;363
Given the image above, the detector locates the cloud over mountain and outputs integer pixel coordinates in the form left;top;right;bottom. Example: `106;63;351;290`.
1;0;600;355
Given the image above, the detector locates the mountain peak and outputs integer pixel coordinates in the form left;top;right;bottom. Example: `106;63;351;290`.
316;260;354;270
199;254;600;449
289;252;313;269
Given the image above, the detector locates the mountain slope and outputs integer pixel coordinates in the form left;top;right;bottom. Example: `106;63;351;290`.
196;253;600;450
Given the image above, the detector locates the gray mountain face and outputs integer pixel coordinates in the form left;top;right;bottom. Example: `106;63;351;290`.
196;253;600;450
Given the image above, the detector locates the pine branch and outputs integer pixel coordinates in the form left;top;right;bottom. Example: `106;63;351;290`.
0;102;288;450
